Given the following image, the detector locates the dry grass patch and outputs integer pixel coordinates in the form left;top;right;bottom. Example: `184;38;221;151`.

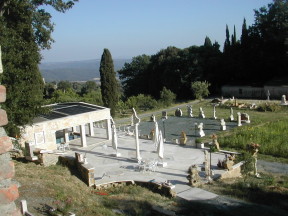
14;160;179;215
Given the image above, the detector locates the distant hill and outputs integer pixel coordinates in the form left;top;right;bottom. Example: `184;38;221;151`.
39;59;131;82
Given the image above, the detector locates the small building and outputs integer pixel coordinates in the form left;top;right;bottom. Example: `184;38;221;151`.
20;102;112;150
221;85;265;99
222;78;288;99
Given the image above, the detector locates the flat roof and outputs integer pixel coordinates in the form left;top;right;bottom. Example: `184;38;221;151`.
33;102;106;123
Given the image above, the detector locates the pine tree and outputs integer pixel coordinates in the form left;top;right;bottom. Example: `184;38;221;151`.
99;48;118;117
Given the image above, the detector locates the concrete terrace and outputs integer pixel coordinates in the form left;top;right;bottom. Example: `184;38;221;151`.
66;127;229;201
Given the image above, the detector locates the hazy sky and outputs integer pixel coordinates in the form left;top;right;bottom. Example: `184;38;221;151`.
41;0;273;62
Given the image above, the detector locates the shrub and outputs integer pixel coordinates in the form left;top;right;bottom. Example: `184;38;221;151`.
257;102;281;112
159;87;176;107
191;81;211;100
126;94;158;111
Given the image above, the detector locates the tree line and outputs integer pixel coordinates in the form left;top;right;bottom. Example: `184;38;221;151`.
119;0;288;100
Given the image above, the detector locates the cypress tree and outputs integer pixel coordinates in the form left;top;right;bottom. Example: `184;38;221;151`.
224;24;230;53
231;25;237;46
99;48;118;117
204;36;212;47
241;18;248;45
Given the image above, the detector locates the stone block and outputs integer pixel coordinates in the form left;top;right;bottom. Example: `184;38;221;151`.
0;202;22;216
0;183;19;204
0;160;15;180
38;153;59;166
0;85;6;103
0;136;12;154
0;109;8;126
78;163;95;187
220;165;242;179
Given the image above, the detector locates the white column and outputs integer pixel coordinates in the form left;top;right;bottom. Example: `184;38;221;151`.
88;122;94;136
80;124;87;147
63;129;69;143
106;118;112;140
237;112;242;126
72;126;77;132
135;123;141;161
20;200;28;215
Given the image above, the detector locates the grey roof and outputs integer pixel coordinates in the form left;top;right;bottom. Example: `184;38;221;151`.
33;102;105;123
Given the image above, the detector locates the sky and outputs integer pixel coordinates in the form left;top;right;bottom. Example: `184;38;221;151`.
41;0;273;63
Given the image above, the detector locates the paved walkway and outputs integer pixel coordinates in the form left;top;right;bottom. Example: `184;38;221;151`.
67;128;228;201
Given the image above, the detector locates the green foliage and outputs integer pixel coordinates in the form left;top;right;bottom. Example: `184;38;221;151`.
0;0;77;136
44;82;56;99
191;81;211;100
71;82;83;93
204;36;212;47
222;0;288;84
99;48;118;117
159;87;176;107
0;1;44;136
118;54;151;97
126;94;158;111
82;90;103;106
257;102;282;112
236;152;254;178
118;45;221;100
80;80;98;95
57;80;72;92
50;89;79;103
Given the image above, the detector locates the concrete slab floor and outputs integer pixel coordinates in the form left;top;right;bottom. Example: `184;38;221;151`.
66;131;228;201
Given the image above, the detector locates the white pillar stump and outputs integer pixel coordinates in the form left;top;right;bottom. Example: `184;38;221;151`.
88;122;94;136
106;118;112;140
80;124;87;147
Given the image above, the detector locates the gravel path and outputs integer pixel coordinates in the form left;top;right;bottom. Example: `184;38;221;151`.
258;160;288;175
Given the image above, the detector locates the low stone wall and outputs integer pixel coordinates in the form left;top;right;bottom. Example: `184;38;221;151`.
37;153;59;167
220;162;244;179
95;180;176;198
0;81;21;215
59;154;95;187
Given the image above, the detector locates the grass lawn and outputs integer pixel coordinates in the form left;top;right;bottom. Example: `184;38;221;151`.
190;100;288;162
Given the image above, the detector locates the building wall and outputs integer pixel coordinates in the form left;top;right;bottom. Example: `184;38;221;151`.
264;86;288;99
20;108;111;150
222;85;288;99
221;86;265;99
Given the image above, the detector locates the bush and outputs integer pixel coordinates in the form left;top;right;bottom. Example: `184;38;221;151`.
82;90;103;105
191;81;210;100
159;87;176;107
126;94;158;111
257;102;281;112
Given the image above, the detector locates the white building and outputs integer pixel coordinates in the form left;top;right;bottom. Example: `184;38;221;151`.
20;102;112;150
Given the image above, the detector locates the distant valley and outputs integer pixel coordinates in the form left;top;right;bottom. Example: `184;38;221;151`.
39;59;131;82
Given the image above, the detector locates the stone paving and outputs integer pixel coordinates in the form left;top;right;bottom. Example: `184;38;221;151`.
67;125;229;200
138;116;238;141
